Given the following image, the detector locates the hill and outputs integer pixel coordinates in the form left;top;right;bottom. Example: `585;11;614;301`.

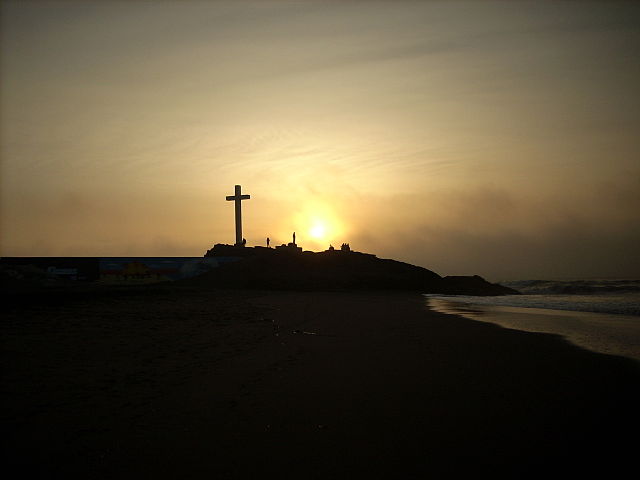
199;245;518;295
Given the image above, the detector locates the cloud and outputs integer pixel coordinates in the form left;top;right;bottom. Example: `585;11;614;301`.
342;184;640;280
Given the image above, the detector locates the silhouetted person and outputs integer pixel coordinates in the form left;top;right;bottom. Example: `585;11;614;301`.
267;237;270;247
242;238;246;246
293;232;296;245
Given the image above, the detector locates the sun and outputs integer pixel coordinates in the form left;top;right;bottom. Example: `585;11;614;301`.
310;222;327;239
290;202;345;249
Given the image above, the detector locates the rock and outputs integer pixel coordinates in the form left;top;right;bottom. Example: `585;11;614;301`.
435;275;519;296
199;245;518;295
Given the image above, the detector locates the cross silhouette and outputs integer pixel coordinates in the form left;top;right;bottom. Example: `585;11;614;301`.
226;185;250;246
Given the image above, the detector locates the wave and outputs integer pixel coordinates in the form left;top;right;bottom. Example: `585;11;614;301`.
501;279;640;295
426;292;640;316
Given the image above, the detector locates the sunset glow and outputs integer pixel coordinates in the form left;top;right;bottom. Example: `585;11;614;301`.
1;1;639;279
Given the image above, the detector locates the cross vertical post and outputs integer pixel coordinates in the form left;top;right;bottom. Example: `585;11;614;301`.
226;184;251;246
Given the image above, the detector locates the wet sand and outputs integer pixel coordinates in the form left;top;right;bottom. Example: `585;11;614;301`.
2;286;639;478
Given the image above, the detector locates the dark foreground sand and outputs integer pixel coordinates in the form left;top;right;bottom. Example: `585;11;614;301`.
2;285;639;478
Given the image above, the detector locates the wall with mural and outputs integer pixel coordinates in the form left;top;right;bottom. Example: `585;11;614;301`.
1;257;242;284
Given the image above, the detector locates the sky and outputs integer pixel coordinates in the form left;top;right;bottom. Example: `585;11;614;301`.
1;1;639;280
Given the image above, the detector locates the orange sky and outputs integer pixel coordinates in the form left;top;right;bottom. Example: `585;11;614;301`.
1;1;639;280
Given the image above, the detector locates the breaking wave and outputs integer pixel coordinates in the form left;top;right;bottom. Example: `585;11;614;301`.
501;279;640;295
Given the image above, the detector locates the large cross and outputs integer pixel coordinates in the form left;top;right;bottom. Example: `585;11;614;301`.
226;184;250;246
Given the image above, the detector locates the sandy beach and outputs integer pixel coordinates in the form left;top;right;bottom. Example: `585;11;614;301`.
2;285;639;478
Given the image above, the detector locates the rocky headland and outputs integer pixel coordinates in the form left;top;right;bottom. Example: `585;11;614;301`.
202;244;518;295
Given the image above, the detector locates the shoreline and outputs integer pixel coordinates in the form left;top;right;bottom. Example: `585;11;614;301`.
2;287;639;477
427;296;640;362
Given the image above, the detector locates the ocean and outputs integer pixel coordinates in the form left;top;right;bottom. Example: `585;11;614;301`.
425;279;640;362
